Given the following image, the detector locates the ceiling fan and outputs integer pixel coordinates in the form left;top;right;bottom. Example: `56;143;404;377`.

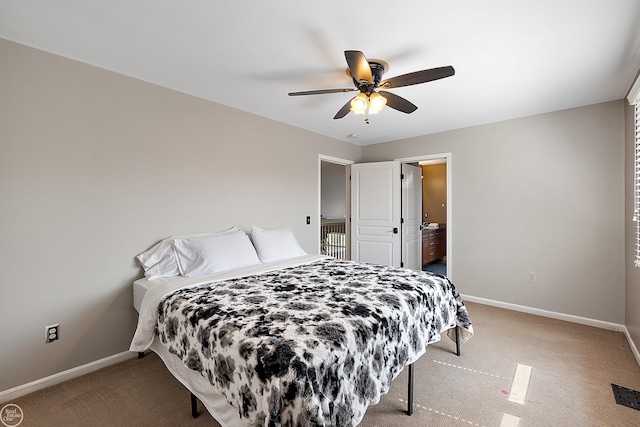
288;50;455;123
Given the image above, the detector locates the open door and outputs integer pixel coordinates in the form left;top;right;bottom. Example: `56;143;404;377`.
401;164;423;270
351;161;401;266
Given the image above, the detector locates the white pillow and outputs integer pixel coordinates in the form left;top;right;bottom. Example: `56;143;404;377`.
173;231;261;277
136;227;239;279
250;226;307;263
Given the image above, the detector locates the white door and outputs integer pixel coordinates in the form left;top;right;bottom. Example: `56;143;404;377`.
351;161;401;266
401;164;423;270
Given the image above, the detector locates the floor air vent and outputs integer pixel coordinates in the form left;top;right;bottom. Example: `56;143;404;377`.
612;384;640;411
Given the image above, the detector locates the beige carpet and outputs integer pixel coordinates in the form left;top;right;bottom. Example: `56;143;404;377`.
5;302;640;426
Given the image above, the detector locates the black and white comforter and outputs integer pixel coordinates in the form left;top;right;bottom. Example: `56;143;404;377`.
151;258;472;426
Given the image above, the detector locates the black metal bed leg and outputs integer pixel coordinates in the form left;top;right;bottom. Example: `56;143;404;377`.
407;363;414;416
191;393;199;418
455;326;461;356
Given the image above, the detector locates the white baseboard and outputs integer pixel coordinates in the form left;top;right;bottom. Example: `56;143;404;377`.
0;351;137;403
621;326;640;368
462;294;640;367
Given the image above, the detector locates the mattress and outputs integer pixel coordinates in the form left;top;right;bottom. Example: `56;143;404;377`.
133;275;190;312
133;278;153;312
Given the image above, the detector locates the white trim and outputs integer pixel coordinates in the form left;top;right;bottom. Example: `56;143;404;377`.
395;153;452;281
318;154;354;166
622;326;640;367
628;75;640;105
461;294;640;367
461;294;624;331
0;351;137;403
634;104;640;266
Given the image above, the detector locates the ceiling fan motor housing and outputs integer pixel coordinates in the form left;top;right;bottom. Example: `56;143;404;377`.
368;60;388;84
349;59;388;94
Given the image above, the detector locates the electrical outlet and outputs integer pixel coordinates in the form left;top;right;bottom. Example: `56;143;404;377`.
529;272;537;283
45;323;59;343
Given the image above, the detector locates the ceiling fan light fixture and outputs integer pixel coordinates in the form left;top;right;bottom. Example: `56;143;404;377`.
368;92;387;114
350;93;368;115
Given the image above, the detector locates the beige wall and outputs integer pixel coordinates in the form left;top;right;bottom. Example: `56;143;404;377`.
321;161;347;219
0;39;360;391
422;163;447;224
362;101;627;324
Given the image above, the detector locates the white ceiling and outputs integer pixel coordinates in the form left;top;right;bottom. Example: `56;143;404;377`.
2;1;640;146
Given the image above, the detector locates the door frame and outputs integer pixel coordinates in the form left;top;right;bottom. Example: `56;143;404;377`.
318;154;354;257
395;153;453;280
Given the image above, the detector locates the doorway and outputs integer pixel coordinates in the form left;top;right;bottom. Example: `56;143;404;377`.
319;155;353;259
419;159;448;276
397;153;451;279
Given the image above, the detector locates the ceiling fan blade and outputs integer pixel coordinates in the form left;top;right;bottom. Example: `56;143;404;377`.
333;97;355;119
288;88;355;96
379;91;418;114
345;50;372;84
380;66;455;89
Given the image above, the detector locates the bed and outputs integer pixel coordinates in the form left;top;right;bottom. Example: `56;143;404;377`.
130;227;473;426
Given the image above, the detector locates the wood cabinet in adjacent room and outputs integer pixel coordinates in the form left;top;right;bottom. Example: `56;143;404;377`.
422;228;446;266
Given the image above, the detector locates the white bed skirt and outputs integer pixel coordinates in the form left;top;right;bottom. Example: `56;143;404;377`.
149;338;239;427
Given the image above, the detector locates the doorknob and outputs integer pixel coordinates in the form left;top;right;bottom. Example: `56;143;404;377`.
393;227;399;234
